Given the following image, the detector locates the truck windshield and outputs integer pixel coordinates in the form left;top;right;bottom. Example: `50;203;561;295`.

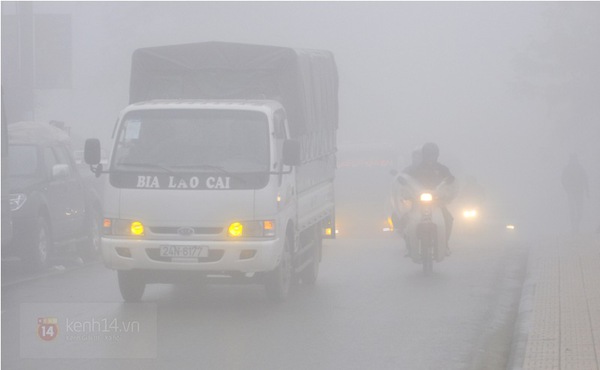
112;109;270;173
8;145;38;177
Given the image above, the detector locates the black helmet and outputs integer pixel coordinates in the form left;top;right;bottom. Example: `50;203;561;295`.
422;142;439;162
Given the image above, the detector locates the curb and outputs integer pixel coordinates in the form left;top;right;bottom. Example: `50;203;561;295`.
507;242;535;370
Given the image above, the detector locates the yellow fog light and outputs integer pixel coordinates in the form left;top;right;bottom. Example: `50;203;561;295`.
229;222;243;237
131;221;144;235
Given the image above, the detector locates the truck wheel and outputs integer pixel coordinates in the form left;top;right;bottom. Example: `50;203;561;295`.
81;207;102;261
265;234;293;302
301;226;322;285
22;216;51;271
118;271;145;302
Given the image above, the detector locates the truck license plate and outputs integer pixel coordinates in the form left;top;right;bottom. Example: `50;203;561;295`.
159;245;208;258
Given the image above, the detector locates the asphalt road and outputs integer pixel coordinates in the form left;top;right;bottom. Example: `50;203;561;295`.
1;232;527;370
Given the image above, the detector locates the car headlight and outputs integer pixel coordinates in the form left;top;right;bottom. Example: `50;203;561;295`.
103;219;145;236
228;220;275;238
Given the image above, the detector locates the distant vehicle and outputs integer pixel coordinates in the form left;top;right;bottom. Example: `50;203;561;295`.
335;143;398;238
85;41;338;301
5;122;102;270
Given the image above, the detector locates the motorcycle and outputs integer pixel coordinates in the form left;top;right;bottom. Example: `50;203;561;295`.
388;171;457;275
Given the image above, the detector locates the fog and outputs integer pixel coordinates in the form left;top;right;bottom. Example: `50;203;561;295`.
2;1;600;235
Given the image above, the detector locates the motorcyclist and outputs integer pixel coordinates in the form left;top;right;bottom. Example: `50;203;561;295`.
404;142;456;248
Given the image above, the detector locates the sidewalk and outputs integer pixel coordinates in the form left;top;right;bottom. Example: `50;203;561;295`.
511;233;600;370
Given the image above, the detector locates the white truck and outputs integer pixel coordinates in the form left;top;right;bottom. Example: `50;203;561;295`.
85;42;338;301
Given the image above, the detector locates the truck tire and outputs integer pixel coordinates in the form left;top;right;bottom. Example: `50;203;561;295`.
81;207;102;262
22;216;51;271
118;271;145;302
301;226;322;285
265;234;293;302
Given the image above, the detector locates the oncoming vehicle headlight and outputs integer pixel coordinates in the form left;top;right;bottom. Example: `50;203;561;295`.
228;220;275;238
463;209;478;219
420;193;433;202
103;219;145;236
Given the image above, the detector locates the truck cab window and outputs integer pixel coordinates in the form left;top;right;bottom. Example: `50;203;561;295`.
113;109;270;173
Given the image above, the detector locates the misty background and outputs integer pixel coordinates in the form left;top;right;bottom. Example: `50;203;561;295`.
2;1;599;238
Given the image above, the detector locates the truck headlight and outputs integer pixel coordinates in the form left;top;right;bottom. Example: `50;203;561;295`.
228;220;275;238
103;218;145;236
10;193;27;211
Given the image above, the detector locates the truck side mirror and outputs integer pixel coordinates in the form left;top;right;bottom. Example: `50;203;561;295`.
282;140;301;167
84;138;101;165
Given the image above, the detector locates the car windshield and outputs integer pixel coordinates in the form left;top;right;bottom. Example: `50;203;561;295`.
112;109;270;173
8;145;38;177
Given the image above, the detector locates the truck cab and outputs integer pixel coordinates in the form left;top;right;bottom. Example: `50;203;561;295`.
86;99;332;301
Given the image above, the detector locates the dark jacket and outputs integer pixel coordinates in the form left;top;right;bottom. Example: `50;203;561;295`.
405;162;454;189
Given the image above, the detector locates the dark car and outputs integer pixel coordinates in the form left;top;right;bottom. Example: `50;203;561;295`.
4;121;102;270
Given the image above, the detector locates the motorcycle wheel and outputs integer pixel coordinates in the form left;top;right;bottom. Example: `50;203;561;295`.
421;237;433;276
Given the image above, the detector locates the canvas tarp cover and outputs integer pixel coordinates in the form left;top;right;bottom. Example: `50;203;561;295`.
129;42;338;137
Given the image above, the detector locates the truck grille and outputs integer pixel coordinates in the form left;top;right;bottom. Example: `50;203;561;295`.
149;227;223;235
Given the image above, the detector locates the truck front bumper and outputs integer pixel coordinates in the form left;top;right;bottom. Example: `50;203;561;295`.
101;237;282;273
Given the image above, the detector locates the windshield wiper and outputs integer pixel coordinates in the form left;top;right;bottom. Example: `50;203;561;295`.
173;164;227;172
116;162;174;173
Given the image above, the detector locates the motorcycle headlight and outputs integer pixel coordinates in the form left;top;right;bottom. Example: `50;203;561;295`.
10;193;27;211
420;193;433;202
228;220;275;238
